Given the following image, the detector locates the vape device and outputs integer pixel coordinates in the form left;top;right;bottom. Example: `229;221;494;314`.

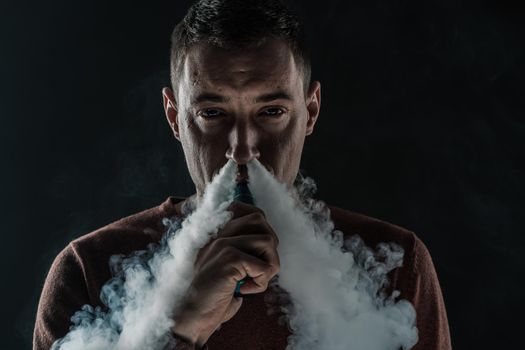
233;180;254;297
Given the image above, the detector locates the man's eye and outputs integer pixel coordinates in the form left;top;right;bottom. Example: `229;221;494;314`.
199;109;224;118
261;108;285;117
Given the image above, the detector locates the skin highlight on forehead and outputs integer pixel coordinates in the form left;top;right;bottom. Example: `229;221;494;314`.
179;39;303;106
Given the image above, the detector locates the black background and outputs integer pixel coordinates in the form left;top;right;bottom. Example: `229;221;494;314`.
2;0;524;348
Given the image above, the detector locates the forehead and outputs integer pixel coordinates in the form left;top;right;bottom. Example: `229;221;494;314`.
181;39;302;98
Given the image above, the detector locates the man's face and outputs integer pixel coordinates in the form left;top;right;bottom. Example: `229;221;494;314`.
163;38;321;197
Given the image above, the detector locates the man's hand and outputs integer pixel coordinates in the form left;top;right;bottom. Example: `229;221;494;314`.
171;201;280;348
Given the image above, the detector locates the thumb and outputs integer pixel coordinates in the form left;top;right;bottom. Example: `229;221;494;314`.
222;297;243;323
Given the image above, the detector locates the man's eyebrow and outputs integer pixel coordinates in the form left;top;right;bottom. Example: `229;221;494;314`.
254;91;294;103
191;93;230;104
191;90;293;105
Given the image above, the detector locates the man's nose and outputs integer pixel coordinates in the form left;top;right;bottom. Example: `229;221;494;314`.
225;121;260;164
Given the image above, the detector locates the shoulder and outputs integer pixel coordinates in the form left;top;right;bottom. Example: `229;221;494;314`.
326;204;433;295
329;205;436;276
66;197;184;304
327;204;419;259
71;196;184;255
34;197;186;349
326;204;451;348
72;205;166;256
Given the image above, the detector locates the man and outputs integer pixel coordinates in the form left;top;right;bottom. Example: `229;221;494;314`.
34;0;451;349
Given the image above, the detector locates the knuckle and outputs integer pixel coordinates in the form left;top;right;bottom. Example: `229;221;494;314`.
263;234;278;248
260;234;273;243
210;237;226;250
269;234;279;247
258;231;278;247
269;263;280;276
251;206;266;217
249;211;266;224
225;265;243;279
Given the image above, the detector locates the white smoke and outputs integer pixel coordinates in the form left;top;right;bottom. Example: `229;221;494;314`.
53;158;418;349
247;159;418;350
52;159;237;350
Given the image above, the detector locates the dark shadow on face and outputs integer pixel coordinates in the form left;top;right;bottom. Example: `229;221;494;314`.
163;38;321;197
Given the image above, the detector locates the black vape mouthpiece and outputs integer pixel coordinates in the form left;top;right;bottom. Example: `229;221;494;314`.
233;180;254;205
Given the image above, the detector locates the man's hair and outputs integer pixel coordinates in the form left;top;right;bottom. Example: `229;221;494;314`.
170;0;311;100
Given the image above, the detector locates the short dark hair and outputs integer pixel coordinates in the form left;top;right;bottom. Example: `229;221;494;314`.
169;0;311;100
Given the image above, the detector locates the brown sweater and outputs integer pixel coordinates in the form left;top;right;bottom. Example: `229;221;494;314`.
33;196;451;350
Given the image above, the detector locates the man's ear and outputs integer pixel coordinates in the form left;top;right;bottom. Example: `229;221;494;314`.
305;80;321;136
162;87;180;141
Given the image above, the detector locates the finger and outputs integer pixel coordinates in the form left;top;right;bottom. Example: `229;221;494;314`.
239;277;273;295
212;234;280;268
196;233;280;272
217;211;279;245
222;296;243;323
221;247;277;294
196;212;279;267
227;201;266;220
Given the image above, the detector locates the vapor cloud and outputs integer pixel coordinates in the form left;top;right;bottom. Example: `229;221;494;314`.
248;160;418;350
53;160;237;350
53;159;417;349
